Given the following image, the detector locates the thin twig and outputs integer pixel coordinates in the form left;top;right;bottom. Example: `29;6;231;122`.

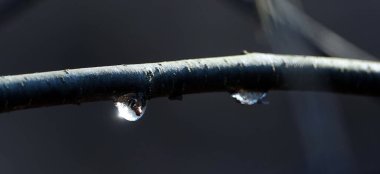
0;52;379;113
254;0;376;59
0;0;41;27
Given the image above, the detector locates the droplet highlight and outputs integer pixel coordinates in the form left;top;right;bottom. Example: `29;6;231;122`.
231;90;267;105
114;93;147;121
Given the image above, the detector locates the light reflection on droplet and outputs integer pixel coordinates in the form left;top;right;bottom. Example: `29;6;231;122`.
114;93;147;121
231;90;267;105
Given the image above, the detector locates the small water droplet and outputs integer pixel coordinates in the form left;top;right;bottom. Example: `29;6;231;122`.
231;90;267;105
114;93;147;121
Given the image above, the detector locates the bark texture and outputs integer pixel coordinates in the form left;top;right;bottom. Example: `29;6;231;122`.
0;52;379;112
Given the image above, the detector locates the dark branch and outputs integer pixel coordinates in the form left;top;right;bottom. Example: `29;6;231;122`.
1;52;380;113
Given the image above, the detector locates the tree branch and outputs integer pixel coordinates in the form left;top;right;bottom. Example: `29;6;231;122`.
1;52;380;113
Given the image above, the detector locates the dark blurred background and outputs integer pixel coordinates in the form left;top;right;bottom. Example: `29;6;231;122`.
0;0;379;173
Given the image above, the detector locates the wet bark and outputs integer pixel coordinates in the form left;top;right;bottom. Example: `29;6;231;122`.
0;52;379;112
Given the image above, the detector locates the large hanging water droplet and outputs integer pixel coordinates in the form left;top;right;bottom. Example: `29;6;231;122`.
114;93;147;121
231;90;267;105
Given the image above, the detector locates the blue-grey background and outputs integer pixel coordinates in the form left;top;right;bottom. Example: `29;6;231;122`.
0;0;379;173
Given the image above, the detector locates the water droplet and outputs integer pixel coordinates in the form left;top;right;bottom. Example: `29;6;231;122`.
114;93;147;121
231;90;267;105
